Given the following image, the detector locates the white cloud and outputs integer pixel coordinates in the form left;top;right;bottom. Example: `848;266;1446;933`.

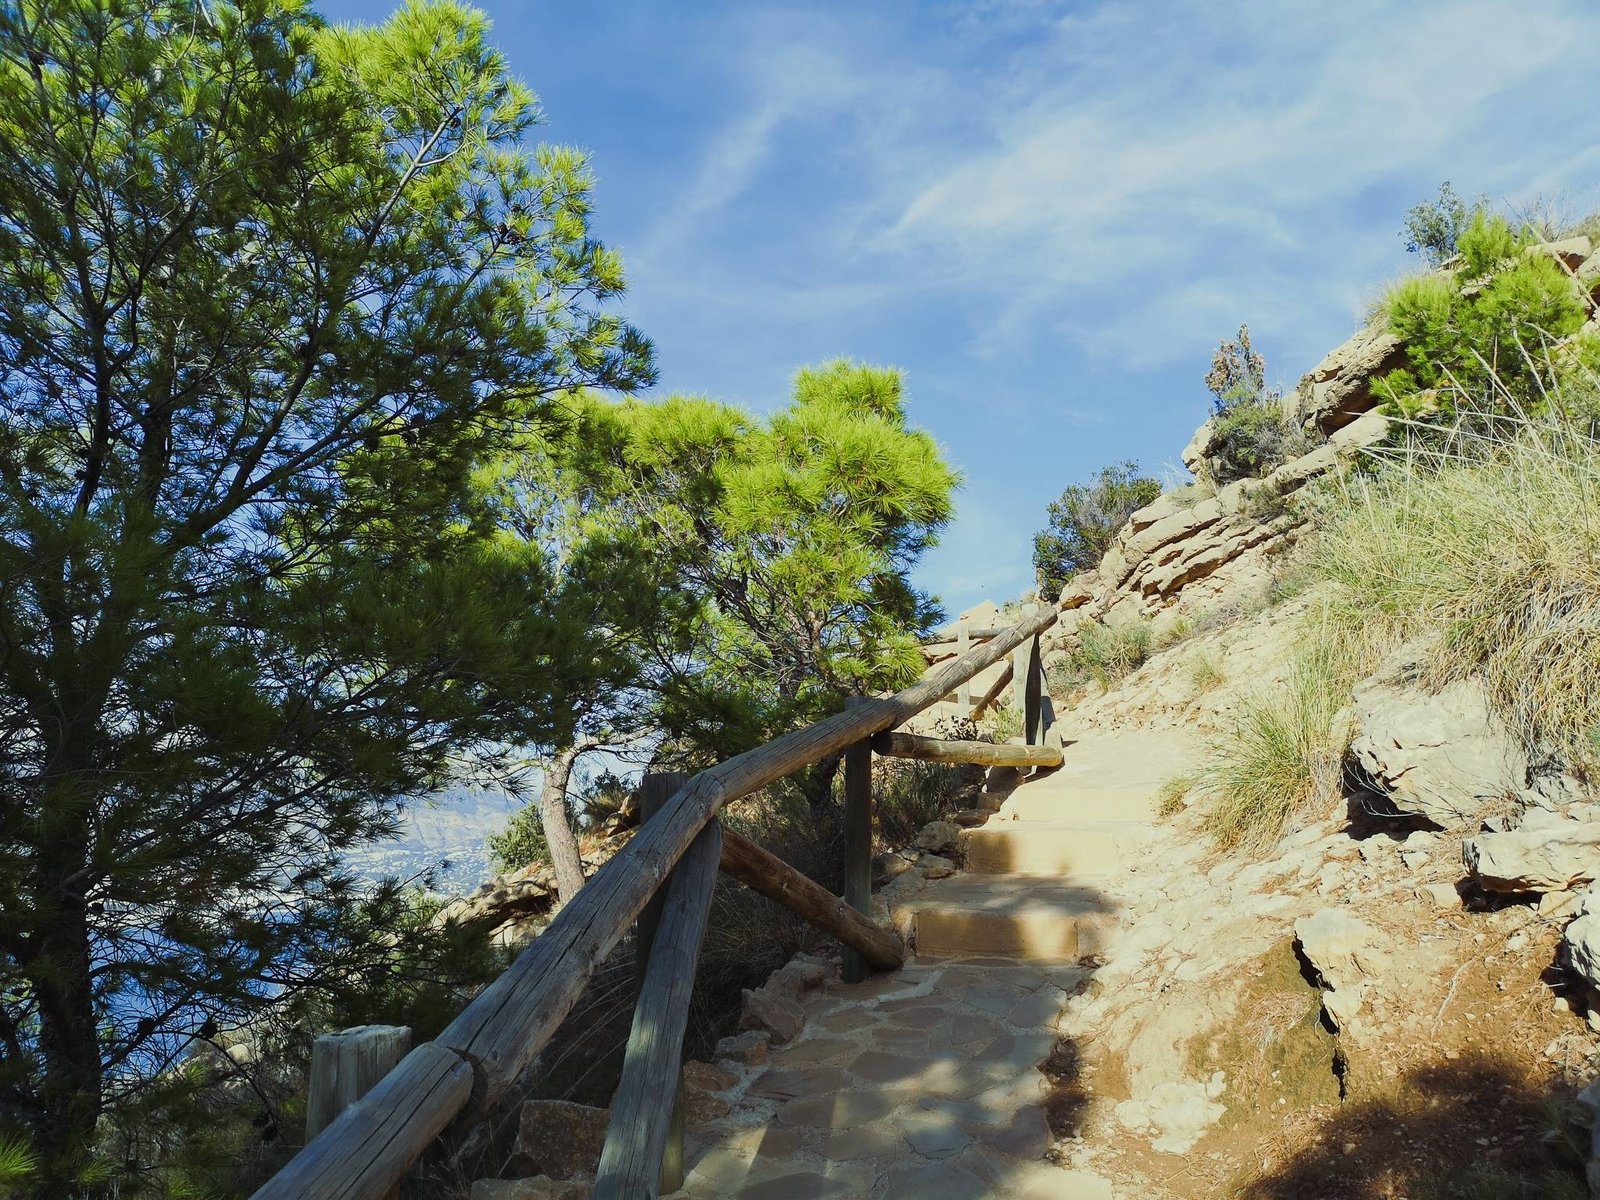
880;0;1598;361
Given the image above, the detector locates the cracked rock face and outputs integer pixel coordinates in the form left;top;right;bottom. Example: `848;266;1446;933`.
1294;909;1390;1039
1345;641;1526;828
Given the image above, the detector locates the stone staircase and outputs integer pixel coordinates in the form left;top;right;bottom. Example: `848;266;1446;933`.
638;727;1199;1199
907;730;1195;963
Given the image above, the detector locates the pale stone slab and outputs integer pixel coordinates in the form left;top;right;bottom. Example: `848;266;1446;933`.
748;1066;853;1101
777;1089;900;1128
849;1050;924;1085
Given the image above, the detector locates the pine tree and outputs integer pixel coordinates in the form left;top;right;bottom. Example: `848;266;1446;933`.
0;1;652;1185
556;361;960;805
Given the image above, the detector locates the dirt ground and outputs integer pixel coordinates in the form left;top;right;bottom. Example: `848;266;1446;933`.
1051;877;1598;1199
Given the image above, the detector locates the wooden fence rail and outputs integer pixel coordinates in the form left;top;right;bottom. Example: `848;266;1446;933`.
250;604;1058;1200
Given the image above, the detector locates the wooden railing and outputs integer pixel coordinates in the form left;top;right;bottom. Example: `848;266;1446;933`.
251;604;1058;1200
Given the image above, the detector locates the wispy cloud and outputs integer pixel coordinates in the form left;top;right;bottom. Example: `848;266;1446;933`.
883;0;1595;364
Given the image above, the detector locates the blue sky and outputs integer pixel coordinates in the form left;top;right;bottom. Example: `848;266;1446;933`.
329;0;1600;614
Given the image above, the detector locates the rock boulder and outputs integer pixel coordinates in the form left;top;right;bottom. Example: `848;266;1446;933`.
1463;824;1600;893
507;1100;609;1181
1295;910;1391;1036
1346;642;1526;828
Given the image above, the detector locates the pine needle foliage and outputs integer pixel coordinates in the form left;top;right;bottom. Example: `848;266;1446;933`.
560;360;960;769
0;0;652;1185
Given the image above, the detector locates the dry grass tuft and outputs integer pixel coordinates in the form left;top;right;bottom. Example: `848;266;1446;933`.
1184;648;1226;695
1318;403;1600;769
1195;624;1357;854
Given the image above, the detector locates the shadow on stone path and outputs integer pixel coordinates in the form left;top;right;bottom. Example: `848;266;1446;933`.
669;954;1116;1199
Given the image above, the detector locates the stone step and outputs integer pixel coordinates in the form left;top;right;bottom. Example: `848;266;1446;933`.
961;821;1129;876
908;875;1117;961
996;783;1169;824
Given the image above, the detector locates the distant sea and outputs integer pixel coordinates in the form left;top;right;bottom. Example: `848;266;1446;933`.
341;784;526;895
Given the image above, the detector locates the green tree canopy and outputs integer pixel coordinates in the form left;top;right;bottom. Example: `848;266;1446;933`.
531;362;960;793
0;0;651;1186
1033;460;1160;598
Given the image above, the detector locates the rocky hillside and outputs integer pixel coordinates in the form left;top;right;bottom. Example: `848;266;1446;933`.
1001;231;1600;1197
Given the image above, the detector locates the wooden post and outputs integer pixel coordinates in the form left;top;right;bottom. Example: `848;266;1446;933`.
595;816;722;1200
634;772;689;1192
842;698;873;984
956;618;970;712
717;829;904;970
1012;603;1043;747
305;1025;412;1141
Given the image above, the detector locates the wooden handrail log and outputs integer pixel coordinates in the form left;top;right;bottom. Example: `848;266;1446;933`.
593;819;722;1199
871;732;1063;769
250;605;1056;1200
718;828;904;971
249;1042;473;1200
922;624;1008;646
970;660;1014;720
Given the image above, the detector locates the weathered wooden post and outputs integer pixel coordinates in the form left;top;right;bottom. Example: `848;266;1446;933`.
597;807;722;1200
1012;602;1044;746
305;1025;412;1142
841;697;874;984
634;771;690;1193
956;617;971;714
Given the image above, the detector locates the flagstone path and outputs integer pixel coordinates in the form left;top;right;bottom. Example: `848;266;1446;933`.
667;728;1198;1199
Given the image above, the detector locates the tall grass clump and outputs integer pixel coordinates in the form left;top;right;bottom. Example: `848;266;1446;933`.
1318;401;1600;769
1197;632;1355;854
1078;618;1153;686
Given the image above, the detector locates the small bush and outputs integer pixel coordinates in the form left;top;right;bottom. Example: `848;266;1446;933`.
1034;461;1161;597
488;803;550;874
1401;181;1475;266
1196;636;1353;854
987;697;1024;743
874;757;980;847
1378;212;1585;422
1184;650;1225;695
1204;325;1305;483
1156;773;1196;819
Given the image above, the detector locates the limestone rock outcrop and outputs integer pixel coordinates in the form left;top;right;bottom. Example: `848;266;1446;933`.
1290;325;1407;435
1463;823;1600;894
1345;641;1527;828
1295;909;1391;1038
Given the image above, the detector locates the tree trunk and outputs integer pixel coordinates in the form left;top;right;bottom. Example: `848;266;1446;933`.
31;800;102;1193
539;743;591;907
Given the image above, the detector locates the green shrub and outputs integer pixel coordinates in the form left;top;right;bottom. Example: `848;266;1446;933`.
1076;619;1153;687
874;757;981;847
1401;181;1475;266
488;803;551;874
1457;209;1529;277
1033;461;1161;596
1210;400;1305;483
987;697;1024;743
1378;212;1585;421
1196;635;1354;854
